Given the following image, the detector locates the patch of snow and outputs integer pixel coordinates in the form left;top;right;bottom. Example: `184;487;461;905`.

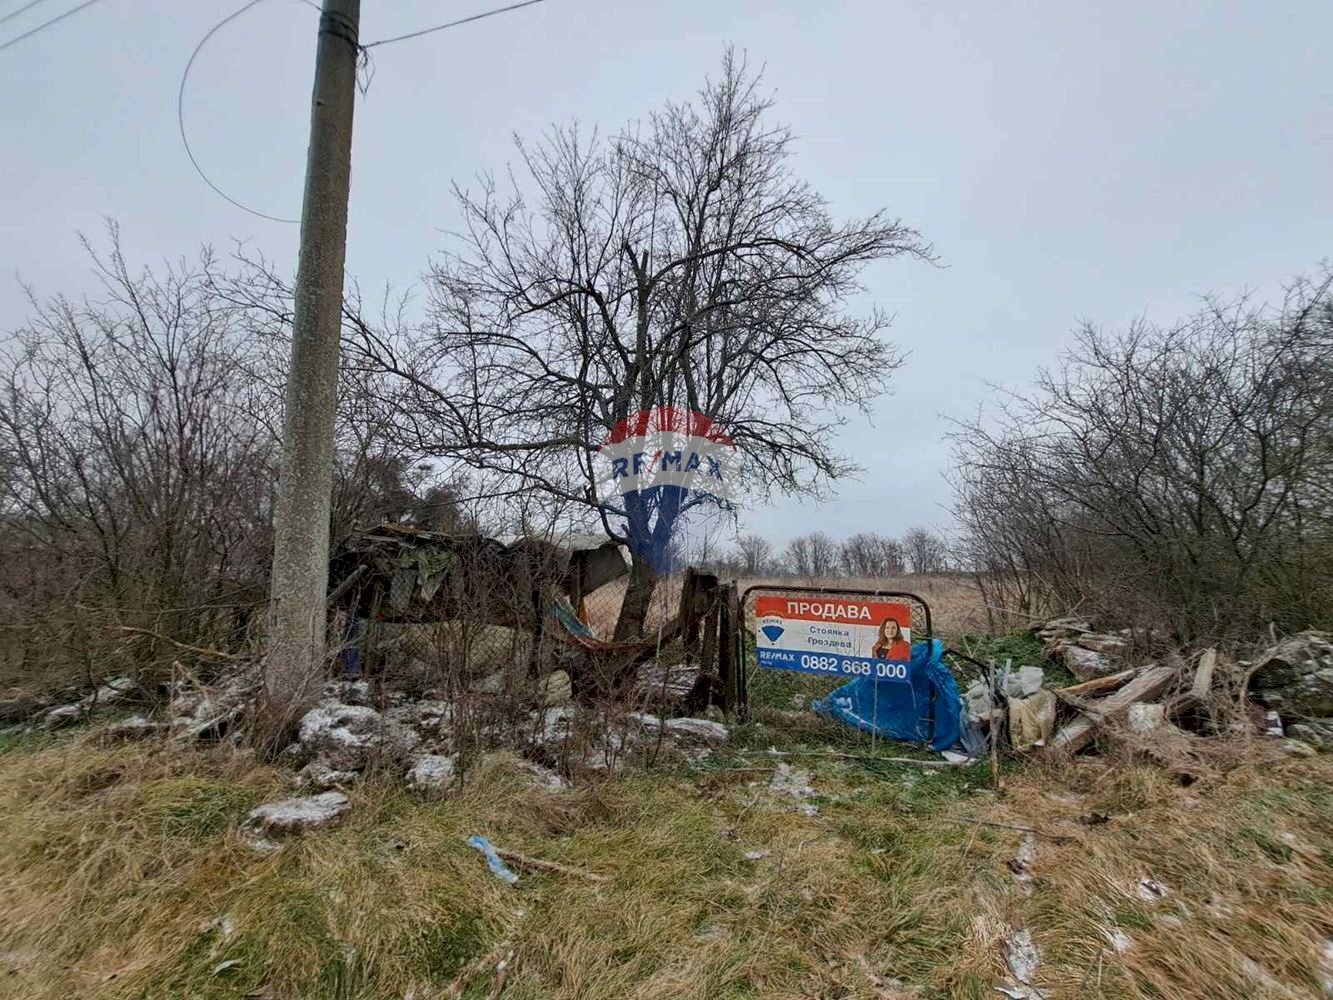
1136;877;1171;903
1010;834;1036;891
768;763;818;816
42;704;83;727
103;715;166;740
663;717;729;744
533;705;575;746
1003;928;1040;984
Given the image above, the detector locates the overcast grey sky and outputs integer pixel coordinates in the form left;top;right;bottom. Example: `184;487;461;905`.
3;0;1330;546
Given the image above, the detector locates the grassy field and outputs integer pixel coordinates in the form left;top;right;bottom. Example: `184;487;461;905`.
1;576;1329;998
0;712;1329;999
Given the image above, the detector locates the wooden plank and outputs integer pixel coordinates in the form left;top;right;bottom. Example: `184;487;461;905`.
699;598;719;677
678;568;699;652
1045;665;1177;755
1057;667;1138;697
1191;648;1218;701
717;583;739;714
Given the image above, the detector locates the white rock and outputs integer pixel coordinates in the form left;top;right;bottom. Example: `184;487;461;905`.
636;662;701;701
1062;645;1114;680
407;754;456;792
414;700;452;726
297;703;386;769
1127;703;1167;733
243;791;350;839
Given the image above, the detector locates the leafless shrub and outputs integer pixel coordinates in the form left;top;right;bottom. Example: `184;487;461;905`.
0;227;278;690
952;268;1333;641
0;229;470;696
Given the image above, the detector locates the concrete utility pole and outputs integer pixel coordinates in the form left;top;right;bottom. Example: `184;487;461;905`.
263;0;360;740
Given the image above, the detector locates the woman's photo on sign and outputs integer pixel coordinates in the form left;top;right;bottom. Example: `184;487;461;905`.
872;615;911;661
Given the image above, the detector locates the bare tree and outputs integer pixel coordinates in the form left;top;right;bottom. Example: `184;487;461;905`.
784;534;813;578
807;531;840;577
346;50;931;638
733;533;774;576
784;531;838;579
840;532;907;577
874;534;907;575
902;527;950;574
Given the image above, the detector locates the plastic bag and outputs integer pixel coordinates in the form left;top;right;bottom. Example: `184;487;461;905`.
812;639;964;751
1008;689;1056;750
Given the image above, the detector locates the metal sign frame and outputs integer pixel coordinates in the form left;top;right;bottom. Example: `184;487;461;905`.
734;584;934;718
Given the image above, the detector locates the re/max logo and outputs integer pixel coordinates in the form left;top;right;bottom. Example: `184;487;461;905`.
610;450;725;480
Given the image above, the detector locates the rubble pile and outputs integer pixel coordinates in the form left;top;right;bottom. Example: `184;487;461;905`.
961;620;1332;762
1034;618;1131;681
1248;631;1333;751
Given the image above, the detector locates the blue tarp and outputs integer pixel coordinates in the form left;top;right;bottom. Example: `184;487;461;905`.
811;639;963;751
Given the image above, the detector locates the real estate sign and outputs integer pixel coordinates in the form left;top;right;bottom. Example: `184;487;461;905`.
755;595;913;680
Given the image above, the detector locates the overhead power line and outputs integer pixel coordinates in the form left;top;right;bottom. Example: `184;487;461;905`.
0;0;101;53
0;0;55;29
178;0;319;224
179;0;550;222
361;0;546;49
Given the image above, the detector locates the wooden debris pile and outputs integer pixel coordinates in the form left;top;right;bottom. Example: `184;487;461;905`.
972;619;1313;774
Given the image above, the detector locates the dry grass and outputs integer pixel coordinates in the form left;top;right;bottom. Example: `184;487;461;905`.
583;572;988;642
735;574;989;639
0;720;1329;999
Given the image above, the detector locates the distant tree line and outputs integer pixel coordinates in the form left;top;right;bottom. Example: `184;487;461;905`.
695;526;953;579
